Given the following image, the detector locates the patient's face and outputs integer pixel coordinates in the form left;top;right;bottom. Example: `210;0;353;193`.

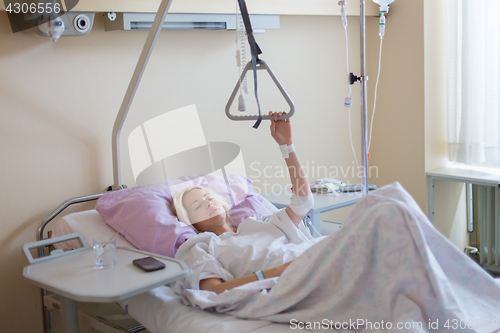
182;188;227;232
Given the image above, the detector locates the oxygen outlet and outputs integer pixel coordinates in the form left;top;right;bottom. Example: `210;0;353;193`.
74;14;91;34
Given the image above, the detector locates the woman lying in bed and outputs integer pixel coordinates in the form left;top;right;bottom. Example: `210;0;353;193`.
168;112;500;328
172;111;318;294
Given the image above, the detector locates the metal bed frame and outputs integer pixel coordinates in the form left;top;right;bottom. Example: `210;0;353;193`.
35;193;107;333
35;0;372;331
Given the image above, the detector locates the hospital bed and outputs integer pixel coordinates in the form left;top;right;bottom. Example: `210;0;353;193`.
36;186;295;333
28;0;380;329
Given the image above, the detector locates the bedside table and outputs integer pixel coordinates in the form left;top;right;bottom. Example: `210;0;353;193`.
23;234;188;333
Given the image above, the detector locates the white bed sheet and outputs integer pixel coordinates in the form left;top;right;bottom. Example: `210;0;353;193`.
123;286;294;333
52;210;132;249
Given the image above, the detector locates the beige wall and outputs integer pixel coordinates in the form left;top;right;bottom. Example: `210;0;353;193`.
0;2;459;331
366;1;426;206
0;12;363;331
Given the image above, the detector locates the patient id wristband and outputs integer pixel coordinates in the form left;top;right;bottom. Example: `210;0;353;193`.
254;270;266;281
279;144;295;159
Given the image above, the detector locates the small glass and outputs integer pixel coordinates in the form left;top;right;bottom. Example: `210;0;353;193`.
93;238;117;269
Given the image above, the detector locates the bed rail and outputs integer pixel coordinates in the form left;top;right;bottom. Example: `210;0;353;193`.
37;192;107;244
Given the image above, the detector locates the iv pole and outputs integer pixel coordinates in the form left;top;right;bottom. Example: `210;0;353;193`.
359;0;370;197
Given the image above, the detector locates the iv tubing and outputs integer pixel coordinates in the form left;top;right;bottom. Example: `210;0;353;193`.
368;36;383;154
341;4;360;172
348;109;359;170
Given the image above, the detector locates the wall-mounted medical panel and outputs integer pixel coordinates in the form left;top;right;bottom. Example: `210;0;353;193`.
0;0;379;16
104;13;279;31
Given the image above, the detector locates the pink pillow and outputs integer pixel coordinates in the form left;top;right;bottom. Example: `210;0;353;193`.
95;174;273;257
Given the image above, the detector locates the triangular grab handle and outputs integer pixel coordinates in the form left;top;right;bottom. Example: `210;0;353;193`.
225;60;295;121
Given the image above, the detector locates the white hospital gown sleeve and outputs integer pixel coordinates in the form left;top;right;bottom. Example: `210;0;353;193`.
268;209;315;243
174;234;234;291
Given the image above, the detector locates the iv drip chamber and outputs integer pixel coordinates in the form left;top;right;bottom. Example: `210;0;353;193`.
372;0;395;13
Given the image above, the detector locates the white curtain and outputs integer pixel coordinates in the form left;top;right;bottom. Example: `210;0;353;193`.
446;0;500;166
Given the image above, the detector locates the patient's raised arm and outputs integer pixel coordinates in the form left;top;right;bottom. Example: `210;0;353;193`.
269;111;313;227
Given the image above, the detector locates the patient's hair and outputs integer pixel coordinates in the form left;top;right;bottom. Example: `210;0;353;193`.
172;186;232;233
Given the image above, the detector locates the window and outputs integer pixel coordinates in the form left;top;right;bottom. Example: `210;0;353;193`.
446;0;500;166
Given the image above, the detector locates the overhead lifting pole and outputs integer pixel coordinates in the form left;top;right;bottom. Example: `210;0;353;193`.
111;0;174;190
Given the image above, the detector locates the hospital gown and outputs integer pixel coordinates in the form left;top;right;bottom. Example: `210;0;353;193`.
174;209;323;291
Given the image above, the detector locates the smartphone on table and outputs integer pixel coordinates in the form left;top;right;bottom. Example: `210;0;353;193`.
132;256;166;272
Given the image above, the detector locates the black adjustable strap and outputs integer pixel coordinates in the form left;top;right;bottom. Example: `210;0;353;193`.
237;0;263;129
